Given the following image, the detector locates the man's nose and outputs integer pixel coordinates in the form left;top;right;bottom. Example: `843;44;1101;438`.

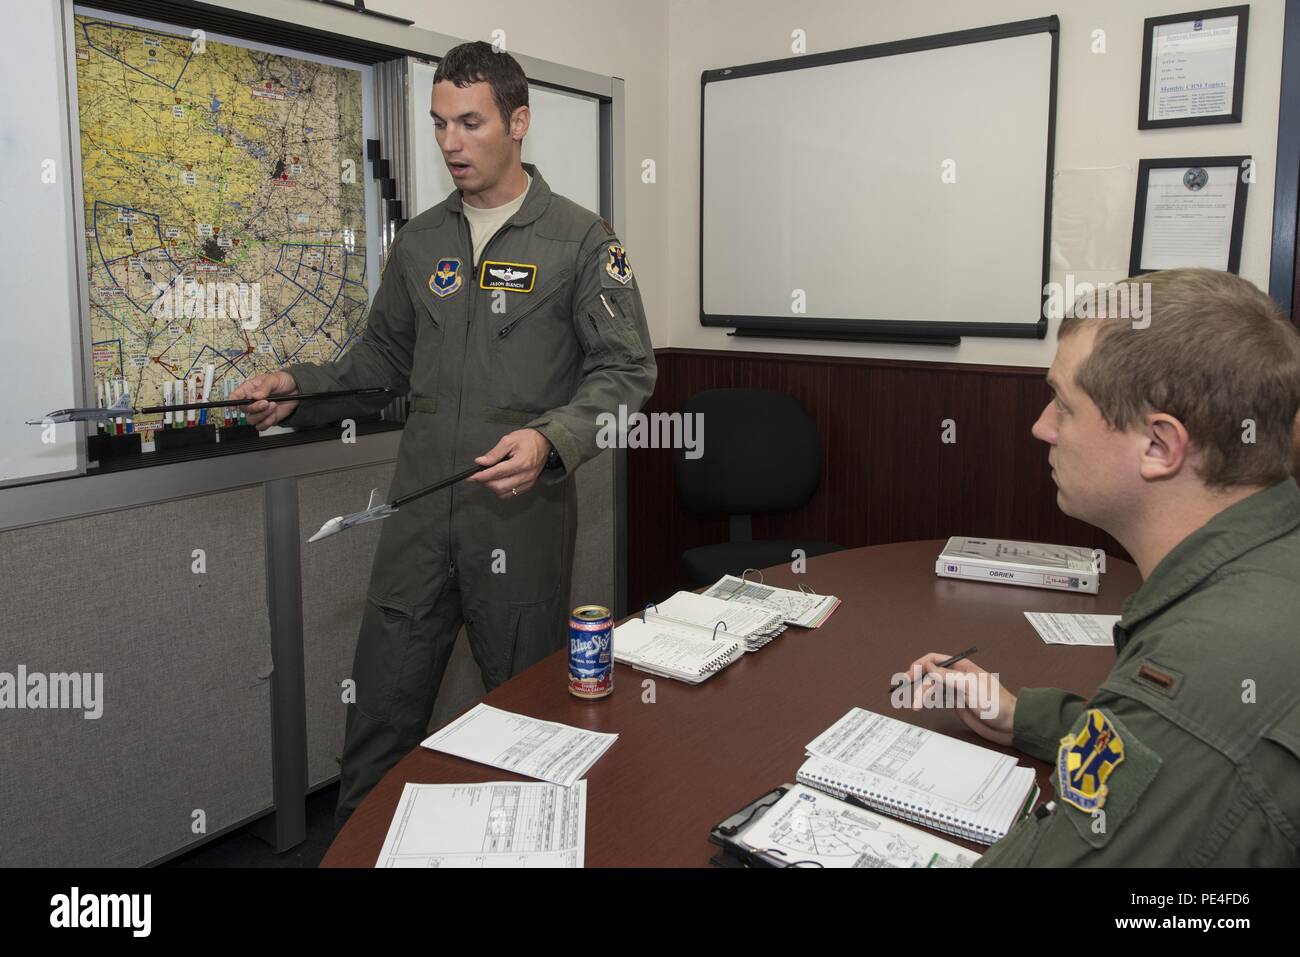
1031;403;1056;443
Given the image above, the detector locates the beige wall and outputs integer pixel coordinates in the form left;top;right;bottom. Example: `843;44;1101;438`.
226;1;1287;369
666;0;1285;367
382;0;672;346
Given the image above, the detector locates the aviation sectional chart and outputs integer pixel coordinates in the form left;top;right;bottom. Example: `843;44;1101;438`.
73;16;370;434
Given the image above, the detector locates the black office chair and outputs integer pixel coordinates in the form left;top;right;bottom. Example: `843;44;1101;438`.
673;388;843;587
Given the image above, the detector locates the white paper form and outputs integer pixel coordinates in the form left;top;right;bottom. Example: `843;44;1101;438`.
1024;612;1119;646
375;781;586;868
806;708;1016;810
702;574;839;627
421;704;617;788
738;785;978;868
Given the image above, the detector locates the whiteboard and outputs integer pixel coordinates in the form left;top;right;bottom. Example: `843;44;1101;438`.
702;24;1056;339
0;0;83;485
408;59;601;217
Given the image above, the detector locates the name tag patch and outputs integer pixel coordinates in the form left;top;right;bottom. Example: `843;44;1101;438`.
479;260;537;293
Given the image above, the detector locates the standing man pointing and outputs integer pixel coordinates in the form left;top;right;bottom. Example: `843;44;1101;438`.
233;42;656;826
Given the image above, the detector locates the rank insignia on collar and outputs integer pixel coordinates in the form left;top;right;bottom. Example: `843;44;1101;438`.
1057;708;1126;812
429;257;463;298
605;244;633;285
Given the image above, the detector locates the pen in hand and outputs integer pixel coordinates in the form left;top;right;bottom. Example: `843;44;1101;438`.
891;646;979;692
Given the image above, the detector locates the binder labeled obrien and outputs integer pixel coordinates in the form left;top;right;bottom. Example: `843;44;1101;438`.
936;536;1102;594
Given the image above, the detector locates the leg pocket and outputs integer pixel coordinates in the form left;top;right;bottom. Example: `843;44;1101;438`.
352;593;414;723
507;599;568;679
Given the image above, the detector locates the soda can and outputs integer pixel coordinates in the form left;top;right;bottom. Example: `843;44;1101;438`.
569;604;613;698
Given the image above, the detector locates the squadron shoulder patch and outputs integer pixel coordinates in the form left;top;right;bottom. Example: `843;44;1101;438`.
605;244;632;285
429;257;463;298
1057;708;1125;813
479;260;537;293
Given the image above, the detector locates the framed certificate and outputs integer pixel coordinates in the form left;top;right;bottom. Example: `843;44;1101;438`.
1139;5;1248;128
1129;157;1250;275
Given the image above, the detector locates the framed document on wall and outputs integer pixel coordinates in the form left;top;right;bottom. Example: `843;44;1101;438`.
1139;5;1249;128
1129;156;1250;275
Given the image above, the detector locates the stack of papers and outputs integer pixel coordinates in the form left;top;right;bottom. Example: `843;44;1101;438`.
702;574;840;628
376;780;586;868
613;617;745;684
421;704;617;787
797;708;1038;845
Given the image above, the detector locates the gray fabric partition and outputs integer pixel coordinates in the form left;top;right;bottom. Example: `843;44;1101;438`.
0;446;616;865
0;489;274;867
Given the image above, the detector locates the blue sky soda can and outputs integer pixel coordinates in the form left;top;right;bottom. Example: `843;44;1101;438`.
569;605;613;698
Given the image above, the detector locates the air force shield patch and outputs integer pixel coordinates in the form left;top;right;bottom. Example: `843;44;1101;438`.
1057;708;1125;812
605;244;633;285
429;257;463;298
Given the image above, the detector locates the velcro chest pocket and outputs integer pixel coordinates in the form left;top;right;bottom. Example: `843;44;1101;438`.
1258;697;1300;839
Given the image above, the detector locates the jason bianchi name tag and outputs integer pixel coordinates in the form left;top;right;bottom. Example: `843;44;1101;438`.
479;260;537;292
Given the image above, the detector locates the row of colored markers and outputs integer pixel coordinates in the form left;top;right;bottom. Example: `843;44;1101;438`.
94;365;250;435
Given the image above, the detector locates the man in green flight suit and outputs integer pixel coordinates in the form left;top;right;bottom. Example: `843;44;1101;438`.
233;42;656;827
904;268;1300;865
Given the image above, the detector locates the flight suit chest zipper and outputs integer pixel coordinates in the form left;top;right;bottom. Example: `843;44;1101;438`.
496;268;573;339
448;215;519;565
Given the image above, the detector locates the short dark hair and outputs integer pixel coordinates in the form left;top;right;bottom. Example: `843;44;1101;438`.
433;41;529;132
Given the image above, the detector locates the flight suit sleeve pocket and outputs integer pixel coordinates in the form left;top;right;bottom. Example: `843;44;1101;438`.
974;811;1051;867
352;593;414;722
582;290;646;363
1057;707;1162;849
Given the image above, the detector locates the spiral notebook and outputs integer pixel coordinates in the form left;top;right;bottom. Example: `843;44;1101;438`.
612;618;745;684
651;590;787;651
796;708;1039;845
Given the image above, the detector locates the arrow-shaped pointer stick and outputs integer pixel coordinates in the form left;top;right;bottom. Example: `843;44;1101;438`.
390;465;484;508
26;387;394;424
307;465;485;543
136;386;392;415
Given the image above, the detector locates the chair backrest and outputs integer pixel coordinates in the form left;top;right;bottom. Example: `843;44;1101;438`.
672;388;822;516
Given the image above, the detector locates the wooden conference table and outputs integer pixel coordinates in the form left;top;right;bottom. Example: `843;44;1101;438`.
322;540;1139;867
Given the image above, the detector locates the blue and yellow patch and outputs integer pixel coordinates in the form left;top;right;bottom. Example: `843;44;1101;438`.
429;257;463;298
605;244;632;285
1057;707;1125;812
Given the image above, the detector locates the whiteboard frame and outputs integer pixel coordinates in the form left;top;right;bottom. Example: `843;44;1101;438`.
699;16;1059;344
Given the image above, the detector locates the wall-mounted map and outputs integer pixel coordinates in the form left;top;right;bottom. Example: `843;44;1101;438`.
73;14;370;433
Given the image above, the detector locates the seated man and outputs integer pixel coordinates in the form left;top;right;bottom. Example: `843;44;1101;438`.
906;267;1300;866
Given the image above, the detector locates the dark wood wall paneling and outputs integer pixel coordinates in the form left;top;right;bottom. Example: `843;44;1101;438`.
626;348;1128;611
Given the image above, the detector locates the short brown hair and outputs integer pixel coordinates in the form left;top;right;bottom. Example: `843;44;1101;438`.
1059;268;1300;488
433;41;529;132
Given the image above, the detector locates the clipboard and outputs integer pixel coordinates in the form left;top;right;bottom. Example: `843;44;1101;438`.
708;784;824;868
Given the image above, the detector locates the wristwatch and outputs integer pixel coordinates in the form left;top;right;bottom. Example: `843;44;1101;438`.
544;443;563;471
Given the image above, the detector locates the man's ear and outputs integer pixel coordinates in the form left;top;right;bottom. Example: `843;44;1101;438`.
1140;412;1191;480
510;105;530;142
